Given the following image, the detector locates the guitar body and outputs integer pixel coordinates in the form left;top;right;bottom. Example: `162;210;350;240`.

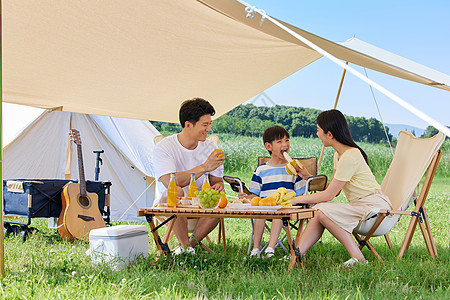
58;182;105;242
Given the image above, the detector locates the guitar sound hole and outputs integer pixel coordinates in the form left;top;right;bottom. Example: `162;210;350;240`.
78;196;90;208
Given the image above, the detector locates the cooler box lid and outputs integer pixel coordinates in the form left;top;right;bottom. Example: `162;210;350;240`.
89;225;148;238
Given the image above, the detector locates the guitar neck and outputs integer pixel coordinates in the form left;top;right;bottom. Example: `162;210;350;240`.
77;144;87;196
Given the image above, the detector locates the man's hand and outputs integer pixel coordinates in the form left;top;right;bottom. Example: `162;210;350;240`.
238;192;247;199
202;150;225;172
175;186;185;204
238;192;258;200
210;182;224;193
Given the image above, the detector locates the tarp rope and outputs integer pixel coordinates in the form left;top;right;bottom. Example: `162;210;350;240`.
363;67;394;157
118;177;155;221
239;1;450;138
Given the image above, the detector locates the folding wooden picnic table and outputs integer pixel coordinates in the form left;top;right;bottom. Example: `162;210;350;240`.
138;207;315;269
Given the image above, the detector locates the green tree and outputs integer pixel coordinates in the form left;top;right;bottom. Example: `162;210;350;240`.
421;126;439;138
153;103;396;143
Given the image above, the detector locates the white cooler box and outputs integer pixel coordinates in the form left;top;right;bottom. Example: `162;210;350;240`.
88;225;149;268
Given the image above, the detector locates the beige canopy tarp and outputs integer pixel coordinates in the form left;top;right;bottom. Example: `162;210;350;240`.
3;0;449;124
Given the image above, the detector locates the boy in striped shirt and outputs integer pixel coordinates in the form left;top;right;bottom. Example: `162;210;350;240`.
239;126;311;258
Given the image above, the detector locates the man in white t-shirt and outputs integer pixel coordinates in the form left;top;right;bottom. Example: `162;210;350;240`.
153;98;225;254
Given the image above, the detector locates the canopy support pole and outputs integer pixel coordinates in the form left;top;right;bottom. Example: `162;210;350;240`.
333;62;349;110
317;62;348;172
65;114;73;180
1;0;5;278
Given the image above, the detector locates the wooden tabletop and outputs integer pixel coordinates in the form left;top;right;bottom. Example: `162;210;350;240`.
138;207;315;220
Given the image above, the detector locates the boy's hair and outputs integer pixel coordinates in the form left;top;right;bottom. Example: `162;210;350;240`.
263;125;289;155
179;98;215;128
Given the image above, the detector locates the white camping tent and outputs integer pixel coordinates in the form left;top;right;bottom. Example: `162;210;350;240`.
3;110;159;221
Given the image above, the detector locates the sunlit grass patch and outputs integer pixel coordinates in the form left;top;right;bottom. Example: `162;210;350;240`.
1;135;448;299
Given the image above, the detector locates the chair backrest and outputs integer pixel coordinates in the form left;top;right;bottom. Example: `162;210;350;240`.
207;134;219;146
154;134;218;145
153;134;165;144
381;131;445;210
258;156;318;176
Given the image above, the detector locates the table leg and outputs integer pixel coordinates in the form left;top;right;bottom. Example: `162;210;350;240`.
292;211;313;267
294;219;306;250
146;214;172;259
162;218;175;244
283;218;303;270
220;218;227;252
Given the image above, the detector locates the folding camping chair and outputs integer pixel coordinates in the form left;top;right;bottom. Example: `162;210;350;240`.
224;156;327;255
153;134;227;253
352;131;445;261
3;179;112;242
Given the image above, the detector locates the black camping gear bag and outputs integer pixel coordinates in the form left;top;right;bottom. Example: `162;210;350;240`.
3;179;112;241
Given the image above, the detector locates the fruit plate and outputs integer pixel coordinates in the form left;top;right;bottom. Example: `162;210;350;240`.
226;202;250;210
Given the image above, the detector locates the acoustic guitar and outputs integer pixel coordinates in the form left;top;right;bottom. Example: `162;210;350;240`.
58;129;105;241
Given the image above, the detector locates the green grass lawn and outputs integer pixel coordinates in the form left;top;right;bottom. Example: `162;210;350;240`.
1;135;448;299
1;178;449;299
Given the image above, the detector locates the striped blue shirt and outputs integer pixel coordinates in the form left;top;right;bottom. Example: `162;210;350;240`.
248;163;306;198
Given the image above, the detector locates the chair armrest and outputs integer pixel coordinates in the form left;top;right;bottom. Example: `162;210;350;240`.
378;209;414;216
304;175;328;194
223;176;251;195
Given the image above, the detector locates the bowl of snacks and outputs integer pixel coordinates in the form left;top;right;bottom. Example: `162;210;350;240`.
178;197;198;206
195;188;225;209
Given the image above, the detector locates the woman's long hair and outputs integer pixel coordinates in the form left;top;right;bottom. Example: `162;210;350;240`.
317;109;368;164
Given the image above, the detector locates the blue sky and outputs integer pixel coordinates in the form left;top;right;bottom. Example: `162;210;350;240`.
3;0;450;145
244;0;450;129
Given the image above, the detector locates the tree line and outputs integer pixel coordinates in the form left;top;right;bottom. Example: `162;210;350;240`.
151;104;421;144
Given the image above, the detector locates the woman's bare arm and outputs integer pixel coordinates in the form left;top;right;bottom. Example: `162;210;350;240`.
291;177;345;205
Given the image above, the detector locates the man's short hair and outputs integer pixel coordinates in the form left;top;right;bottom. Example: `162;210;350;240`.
263;126;289;154
179;98;216;128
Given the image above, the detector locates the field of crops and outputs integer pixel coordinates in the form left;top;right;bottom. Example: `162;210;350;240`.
216;133;449;184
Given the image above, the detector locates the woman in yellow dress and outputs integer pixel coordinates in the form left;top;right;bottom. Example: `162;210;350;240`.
291;109;392;266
